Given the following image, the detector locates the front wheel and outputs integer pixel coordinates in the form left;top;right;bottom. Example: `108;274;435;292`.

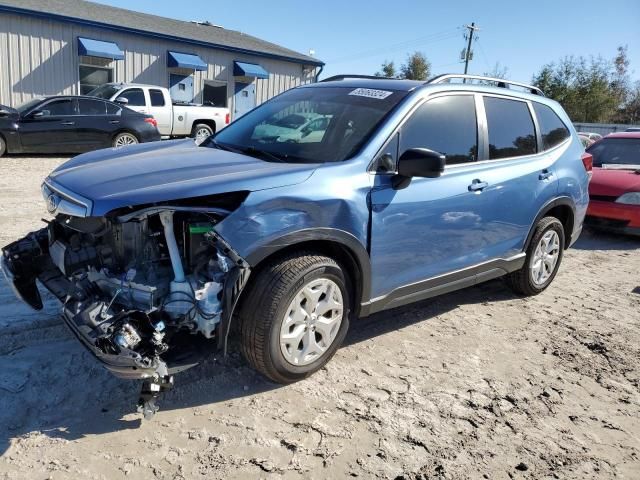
0;135;6;157
239;253;350;384
506;216;565;296
113;132;139;148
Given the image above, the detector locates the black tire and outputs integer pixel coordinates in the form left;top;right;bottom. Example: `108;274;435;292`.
506;216;565;296
192;123;214;143
239;252;350;384
0;135;6;157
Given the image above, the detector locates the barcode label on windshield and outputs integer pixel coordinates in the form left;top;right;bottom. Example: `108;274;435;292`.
348;88;393;99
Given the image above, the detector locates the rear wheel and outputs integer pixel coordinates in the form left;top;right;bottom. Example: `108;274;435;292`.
0;135;6;157
506;216;565;296
113;132;139;148
239;253;350;384
192;123;214;144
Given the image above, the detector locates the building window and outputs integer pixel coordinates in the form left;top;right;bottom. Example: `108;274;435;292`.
203;80;228;107
79;65;113;95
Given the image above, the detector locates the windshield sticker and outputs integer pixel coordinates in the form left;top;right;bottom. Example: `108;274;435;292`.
348;88;393;100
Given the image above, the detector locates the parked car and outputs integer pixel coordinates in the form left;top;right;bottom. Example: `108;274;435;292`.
585;132;640;235
625;127;640;132
0;96;160;156
1;74;590;416
578;131;603;142
89;83;229;143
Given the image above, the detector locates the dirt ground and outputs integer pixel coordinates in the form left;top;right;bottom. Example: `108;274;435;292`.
0;156;639;480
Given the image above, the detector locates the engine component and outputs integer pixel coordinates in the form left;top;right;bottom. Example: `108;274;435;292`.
87;269;167;311
113;323;142;350
194;280;222;338
49;239;98;276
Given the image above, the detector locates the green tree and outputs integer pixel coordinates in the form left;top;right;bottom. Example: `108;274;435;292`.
375;60;397;78
400;52;431;81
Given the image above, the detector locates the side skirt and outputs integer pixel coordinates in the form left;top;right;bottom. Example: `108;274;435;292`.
360;254;526;317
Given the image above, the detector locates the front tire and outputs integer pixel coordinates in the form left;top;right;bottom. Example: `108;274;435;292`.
506;216;565;296
0;135;6;157
239;253;350;384
113;132;139;148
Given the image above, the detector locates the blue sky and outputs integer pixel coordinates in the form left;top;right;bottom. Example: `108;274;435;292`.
97;0;640;82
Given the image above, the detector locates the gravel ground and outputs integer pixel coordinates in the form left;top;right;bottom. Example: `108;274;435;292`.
0;156;639;480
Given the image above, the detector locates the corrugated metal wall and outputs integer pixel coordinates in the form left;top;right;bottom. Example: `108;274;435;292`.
0;12;318;113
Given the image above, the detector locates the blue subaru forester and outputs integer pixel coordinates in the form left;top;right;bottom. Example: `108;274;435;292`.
2;74;590;415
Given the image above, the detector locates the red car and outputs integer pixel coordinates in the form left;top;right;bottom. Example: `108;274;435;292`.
585;132;640;236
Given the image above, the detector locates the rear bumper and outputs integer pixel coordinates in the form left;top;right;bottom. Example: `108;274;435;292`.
586;200;640;235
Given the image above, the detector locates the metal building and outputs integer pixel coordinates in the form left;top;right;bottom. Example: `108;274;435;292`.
0;0;323;119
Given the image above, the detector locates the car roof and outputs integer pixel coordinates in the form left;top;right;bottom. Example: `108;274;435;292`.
304;78;425;92
604;132;640;139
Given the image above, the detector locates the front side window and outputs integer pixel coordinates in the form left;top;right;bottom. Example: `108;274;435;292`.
484;97;536;159
209;86;409;163
79;65;113;96
78;98;107;115
117;88;146;107
149;89;165;107
533;102;570;150
41;99;75;116
399;95;478;165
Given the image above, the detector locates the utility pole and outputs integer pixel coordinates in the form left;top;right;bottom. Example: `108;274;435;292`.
462;22;479;75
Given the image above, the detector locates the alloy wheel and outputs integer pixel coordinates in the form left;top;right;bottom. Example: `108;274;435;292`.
530;230;560;286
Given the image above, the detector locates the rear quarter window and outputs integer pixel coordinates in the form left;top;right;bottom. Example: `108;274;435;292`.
533;102;570;150
484;96;536;159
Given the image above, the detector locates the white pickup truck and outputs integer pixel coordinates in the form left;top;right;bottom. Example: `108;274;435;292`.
89;83;229;142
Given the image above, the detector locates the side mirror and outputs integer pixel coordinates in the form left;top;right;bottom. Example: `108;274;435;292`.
0;108;12;117
31;110;46;118
397;148;446;178
115;97;129;105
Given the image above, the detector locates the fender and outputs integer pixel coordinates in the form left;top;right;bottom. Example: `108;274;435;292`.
244;227;372;309
524;196;576;250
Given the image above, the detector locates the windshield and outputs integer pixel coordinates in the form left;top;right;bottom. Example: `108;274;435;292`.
88;84;123;99
15;98;43;114
206;86;408;163
587;138;640;167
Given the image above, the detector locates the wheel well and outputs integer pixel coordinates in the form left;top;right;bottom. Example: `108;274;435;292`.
113;130;140;142
242;240;364;318
191;120;216;135
545;205;574;249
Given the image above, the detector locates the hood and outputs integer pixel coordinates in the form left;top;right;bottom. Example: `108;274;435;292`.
48;139;319;216
589;167;640;197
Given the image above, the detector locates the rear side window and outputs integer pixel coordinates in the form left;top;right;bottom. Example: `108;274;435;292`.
117;88;146;107
484;97;536;159
78;98;107;115
149;89;165;107
400;95;478;165
533;102;570;150
106;103;121;115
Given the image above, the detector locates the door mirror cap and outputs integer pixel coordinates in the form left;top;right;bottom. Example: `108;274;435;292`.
31;110;46;118
397;148;446;178
0;108;13;117
115;97;129;105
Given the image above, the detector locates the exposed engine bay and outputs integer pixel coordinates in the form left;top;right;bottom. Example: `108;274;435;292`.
2;207;250;417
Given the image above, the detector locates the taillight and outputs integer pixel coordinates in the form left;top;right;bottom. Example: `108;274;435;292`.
225;113;230;124
581;152;593;179
144;117;158;128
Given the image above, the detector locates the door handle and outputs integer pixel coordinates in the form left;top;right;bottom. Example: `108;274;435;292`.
468;179;489;192
539;170;553;180
61;121;75;126
109;120;120;124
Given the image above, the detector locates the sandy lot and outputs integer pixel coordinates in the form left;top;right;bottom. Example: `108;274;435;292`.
0;156;639;480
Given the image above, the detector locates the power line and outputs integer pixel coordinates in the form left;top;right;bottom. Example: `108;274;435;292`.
325;28;461;64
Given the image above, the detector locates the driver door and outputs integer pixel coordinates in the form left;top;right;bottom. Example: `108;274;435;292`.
18;98;80;153
369;94;496;299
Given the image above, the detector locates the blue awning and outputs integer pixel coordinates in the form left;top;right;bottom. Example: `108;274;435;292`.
233;61;269;79
167;51;207;71
77;37;124;60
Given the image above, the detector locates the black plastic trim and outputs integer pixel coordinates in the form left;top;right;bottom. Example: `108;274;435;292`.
524;196;577;250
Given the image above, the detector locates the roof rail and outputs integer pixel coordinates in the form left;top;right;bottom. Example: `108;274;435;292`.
320;74;391;83
427;74;545;96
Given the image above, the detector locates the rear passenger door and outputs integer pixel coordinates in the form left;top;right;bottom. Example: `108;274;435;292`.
76;98;112;150
147;88;171;136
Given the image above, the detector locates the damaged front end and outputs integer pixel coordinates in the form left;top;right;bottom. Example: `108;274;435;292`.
2;191;250;417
